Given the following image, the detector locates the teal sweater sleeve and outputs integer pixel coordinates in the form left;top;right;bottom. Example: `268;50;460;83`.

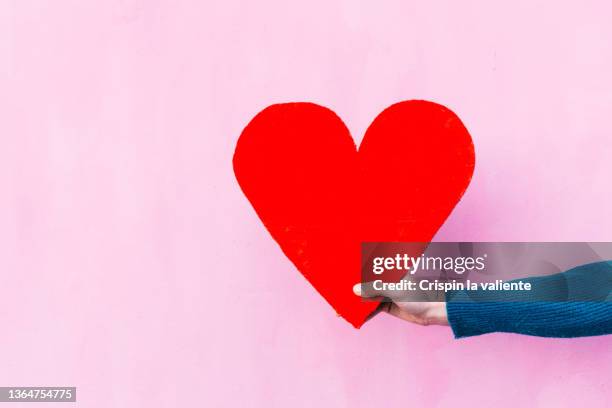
446;261;612;338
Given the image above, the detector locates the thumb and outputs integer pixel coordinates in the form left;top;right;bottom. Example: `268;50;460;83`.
353;282;397;299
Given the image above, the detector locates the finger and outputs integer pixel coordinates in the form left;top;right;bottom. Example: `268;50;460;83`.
386;303;427;325
363;301;392;323
353;282;399;299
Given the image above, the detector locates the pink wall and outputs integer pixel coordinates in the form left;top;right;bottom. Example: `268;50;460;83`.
1;1;610;407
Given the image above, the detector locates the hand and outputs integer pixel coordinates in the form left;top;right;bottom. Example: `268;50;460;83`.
353;282;449;326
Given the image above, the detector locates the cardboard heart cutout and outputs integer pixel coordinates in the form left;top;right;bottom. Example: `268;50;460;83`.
233;100;475;328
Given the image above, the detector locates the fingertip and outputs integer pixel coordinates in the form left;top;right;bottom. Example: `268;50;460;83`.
353;283;362;296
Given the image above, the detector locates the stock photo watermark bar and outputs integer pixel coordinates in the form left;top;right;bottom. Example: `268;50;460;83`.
361;242;612;302
0;387;76;403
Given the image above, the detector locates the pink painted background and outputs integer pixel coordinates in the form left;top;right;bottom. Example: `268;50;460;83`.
1;1;611;407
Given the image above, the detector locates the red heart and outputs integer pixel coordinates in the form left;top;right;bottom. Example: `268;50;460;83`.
233;101;475;328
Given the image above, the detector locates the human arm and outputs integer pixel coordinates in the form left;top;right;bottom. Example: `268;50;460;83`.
354;261;612;338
